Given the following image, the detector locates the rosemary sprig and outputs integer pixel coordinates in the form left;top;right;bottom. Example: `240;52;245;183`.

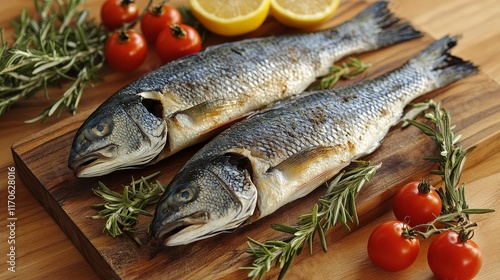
402;100;494;237
242;161;381;280
0;0;108;122
308;57;371;90
89;172;164;245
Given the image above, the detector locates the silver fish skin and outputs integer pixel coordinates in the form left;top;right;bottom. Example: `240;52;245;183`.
68;1;422;177
150;36;477;246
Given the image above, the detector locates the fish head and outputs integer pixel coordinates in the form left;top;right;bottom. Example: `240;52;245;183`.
68;92;167;177
150;153;257;246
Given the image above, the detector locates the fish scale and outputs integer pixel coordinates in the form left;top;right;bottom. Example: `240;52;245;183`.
68;1;423;177
150;36;478;246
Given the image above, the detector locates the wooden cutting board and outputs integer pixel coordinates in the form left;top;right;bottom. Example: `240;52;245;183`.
11;2;500;279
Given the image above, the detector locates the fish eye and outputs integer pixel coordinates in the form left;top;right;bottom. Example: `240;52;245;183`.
91;122;111;137
176;188;195;202
165;182;199;209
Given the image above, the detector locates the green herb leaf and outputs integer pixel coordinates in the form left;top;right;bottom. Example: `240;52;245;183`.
0;0;108;122
242;161;380;280
308;57;371;91
89;172;164;245
404;100;494;237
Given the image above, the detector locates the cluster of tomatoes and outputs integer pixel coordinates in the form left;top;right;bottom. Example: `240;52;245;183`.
367;180;483;279
100;0;202;71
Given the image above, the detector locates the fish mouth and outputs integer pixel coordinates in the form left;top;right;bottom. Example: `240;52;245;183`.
153;212;209;245
69;144;118;177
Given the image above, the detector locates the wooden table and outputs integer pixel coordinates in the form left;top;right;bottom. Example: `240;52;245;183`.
1;0;499;279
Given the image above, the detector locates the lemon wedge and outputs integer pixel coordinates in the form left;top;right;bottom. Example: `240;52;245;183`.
270;0;341;28
189;0;271;36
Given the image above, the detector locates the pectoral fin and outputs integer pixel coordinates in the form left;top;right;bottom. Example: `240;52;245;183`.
169;98;251;140
163;100;250;158
256;145;350;218
270;146;343;177
174;99;240;125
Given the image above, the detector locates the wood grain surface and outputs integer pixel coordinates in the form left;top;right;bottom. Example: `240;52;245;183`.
1;0;499;279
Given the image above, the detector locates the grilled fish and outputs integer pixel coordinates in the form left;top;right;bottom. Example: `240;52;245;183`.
68;1;421;177
150;36;477;246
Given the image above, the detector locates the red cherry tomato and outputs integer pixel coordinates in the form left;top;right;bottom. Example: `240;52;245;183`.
393;180;442;227
428;230;482;280
101;0;139;31
155;24;202;64
367;220;420;272
140;5;183;42
104;30;147;71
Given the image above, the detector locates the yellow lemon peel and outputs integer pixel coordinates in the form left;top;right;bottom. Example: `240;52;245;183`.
189;0;271;36
270;0;341;28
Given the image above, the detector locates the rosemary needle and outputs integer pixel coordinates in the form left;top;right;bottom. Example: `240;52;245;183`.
307;57;371;91
242;161;380;280
0;0;108;122
89;172;164;245
402;100;494;238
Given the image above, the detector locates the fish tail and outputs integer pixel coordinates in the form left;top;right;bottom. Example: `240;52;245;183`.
353;1;423;47
412;35;478;87
375;22;423;47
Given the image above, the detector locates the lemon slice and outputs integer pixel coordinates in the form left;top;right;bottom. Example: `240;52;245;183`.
270;0;341;28
189;0;271;36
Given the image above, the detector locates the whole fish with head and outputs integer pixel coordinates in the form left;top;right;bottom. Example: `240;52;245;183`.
68;1;422;177
150;36;477;246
